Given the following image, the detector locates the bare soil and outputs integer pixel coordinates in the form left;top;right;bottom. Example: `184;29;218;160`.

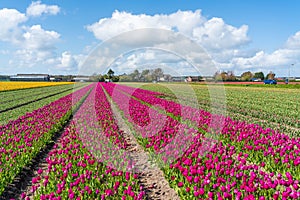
109;97;180;200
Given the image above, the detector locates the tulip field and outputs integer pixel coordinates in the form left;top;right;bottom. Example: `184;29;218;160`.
0;82;73;92
128;83;300;138
0;83;90;125
0;81;299;199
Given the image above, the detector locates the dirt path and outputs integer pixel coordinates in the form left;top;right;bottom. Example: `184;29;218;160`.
0;89;92;200
109;98;180;200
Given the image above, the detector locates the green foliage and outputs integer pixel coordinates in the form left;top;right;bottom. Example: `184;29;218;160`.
240;71;253;81
118;68;169;82
119;75;133;82
90;73;104;82
107;69;115;79
253;72;265;80
111;76;119;82
266;71;275;80
214;71;236;81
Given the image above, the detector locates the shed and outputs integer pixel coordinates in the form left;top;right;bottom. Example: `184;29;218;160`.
10;74;50;82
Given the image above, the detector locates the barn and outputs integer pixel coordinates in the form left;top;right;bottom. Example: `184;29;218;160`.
10;74;50;82
71;76;91;82
171;76;186;82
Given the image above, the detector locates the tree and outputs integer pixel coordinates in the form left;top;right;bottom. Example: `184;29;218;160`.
165;74;172;82
107;69;114;79
112;76;119;82
119;74;132;82
141;69;150;77
241;71;253;81
99;76;105;82
140;69;150;82
214;71;227;81
103;74;109;80
227;71;236;81
214;71;236;81
266;71;275;80
130;69;140;81
153;68;164;81
253;72;264;80
90;73;104;82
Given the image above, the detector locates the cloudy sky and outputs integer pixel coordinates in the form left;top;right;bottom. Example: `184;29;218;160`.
0;0;300;77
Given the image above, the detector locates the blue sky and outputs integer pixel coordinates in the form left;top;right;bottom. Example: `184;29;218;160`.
0;0;300;76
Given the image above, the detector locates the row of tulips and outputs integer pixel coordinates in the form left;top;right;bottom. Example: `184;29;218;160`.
0;82;73;92
26;83;145;199
0;84;74;105
166;135;300;199
147;89;290;135
107;83;222;132
102;83;300;199
109;83;300;179
102;83;192;153
0;84;94;194
143;84;300;136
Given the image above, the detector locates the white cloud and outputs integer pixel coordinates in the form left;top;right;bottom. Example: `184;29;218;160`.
87;10;300;76
26;1;60;17
0;8;27;42
12;49;54;67
22;25;60;51
0;5;60;54
108;48;203;76
84;10;253;76
285;31;300;50
227;31;300;76
9;25;60;70
13;50;36;67
168;10;206;35
80;27;217;76
86;10;170;41
56;51;78;72
2;5;300;76
192;17;250;50
86;10;249;52
0;3;69;74
10;50;80;74
86;10;206;41
59;51;76;68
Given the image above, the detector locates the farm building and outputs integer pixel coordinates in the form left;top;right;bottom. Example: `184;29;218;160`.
0;75;9;81
287;77;300;81
171;76;205;82
71;76;91;82
49;77;63;82
10;74;50;82
185;76;203;82
171;76;186;82
201;76;215;81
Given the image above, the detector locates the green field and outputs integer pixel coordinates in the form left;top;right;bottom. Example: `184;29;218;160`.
0;83;90;125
